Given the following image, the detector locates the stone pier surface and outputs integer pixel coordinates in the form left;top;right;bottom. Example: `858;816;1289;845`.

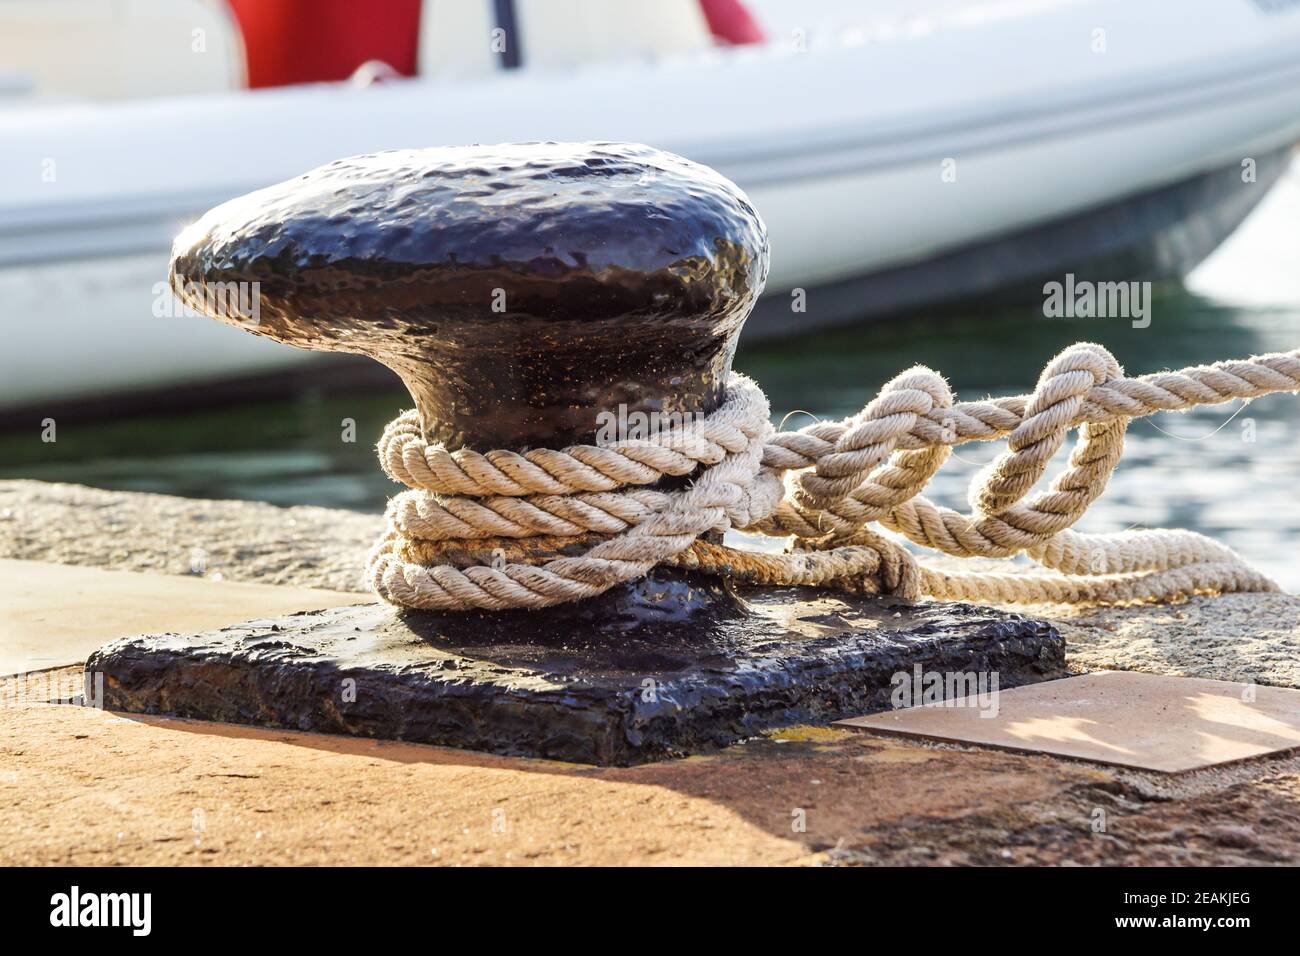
6;479;1300;688
6;480;1300;864
86;595;1063;765
9;674;1300;866
0;558;365;676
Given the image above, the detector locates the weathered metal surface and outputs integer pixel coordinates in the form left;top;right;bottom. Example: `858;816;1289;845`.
170;141;768;450
88;587;1065;766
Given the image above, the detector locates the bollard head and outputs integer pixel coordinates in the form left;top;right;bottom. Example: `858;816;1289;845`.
171;142;769;450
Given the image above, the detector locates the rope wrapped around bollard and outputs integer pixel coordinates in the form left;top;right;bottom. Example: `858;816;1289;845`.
368;341;1298;611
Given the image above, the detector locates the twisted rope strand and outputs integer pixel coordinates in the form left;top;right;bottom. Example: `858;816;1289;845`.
367;343;1299;611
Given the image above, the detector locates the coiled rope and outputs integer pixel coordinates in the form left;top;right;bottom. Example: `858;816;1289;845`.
367;342;1298;611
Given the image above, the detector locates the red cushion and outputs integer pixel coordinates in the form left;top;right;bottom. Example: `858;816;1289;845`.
226;0;421;88
699;0;765;45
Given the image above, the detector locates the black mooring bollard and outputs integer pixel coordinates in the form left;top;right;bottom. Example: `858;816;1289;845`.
169;142;765;451
88;143;1065;765
169;141;765;628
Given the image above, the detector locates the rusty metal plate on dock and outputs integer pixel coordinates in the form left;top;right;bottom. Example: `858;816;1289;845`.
837;670;1300;772
87;590;1064;766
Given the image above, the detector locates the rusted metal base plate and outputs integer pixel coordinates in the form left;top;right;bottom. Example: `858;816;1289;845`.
86;590;1065;765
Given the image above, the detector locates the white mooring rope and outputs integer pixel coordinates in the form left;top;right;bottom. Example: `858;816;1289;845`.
367;342;1299;611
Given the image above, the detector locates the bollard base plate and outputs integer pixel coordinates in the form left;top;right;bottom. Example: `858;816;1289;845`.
86;590;1065;765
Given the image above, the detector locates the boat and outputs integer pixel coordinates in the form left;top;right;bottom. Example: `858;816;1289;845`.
3;0;1300;414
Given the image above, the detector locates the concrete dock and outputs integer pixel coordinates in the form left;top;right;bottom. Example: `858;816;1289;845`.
5;478;1300;865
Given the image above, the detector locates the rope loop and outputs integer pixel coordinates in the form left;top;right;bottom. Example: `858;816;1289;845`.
367;343;1298;611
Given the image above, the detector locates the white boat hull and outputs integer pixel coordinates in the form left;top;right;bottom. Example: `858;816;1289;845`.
4;0;1300;407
